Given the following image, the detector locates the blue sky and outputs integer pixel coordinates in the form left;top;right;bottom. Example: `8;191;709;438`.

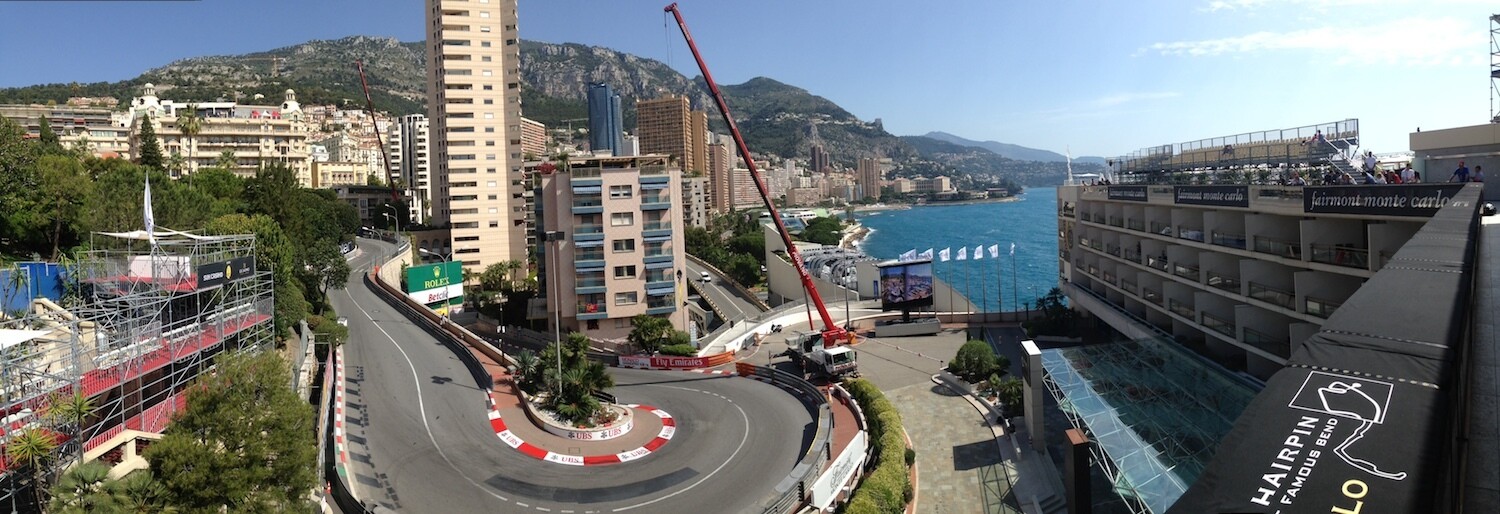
0;0;1493;157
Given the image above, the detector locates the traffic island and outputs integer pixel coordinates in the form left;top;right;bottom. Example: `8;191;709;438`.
486;376;675;466
519;391;636;441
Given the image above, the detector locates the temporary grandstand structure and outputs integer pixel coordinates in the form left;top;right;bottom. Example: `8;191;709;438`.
1113;119;1363;182
0;228;274;510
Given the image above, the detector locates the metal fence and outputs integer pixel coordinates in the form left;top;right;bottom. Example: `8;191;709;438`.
735;363;833;514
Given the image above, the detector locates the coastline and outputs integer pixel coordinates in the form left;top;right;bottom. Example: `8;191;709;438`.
839;191;1029;251
840;223;872;250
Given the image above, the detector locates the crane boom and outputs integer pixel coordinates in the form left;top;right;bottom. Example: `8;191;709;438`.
356;60;401;202
664;3;848;348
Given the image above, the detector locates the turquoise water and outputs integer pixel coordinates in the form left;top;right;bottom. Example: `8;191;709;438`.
856;187;1059;312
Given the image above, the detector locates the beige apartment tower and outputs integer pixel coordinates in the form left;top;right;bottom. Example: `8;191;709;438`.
707;141;733;211
636;96;694;172
426;0;527;274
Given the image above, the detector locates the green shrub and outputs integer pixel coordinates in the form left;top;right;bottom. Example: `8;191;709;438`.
658;344;698;357
839;379;911;514
904;447;916;466
950;339;999;383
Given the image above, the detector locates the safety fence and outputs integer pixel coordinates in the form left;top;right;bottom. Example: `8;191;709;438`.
735;362;834;514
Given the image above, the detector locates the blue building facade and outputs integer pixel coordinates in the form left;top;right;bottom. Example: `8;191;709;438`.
587;83;624;156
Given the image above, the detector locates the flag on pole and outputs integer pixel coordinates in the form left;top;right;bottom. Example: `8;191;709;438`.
919;248;934;260
972;245;984;260
899;249;918;262
956;247;967;261
939;247;951;262
988;244;1000;259
144;173;156;246
1010;242;1017;256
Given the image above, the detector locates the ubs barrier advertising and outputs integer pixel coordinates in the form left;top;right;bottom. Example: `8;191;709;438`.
1107;185;1149;202
405;261;465;314
196;256;255;290
1175;185;1249;208
1303;184;1466;217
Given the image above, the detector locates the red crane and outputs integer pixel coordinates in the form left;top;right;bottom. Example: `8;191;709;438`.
356;60;401;203
665;3;849;349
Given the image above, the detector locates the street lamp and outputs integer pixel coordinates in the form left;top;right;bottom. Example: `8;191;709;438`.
382;204;402;239
545;230;566;399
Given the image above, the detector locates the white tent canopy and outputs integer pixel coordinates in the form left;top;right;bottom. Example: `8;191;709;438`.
0;329;49;351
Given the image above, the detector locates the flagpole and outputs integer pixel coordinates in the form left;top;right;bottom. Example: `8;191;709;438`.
994;247;1002;322
1011;244;1019;314
963;257;971;325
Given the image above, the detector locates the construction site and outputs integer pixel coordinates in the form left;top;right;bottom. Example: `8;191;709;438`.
0;229;273;510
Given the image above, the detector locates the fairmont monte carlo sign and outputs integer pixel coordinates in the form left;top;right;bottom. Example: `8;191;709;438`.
1303;184;1468;217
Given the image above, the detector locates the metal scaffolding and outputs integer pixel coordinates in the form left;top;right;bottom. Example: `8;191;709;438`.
0;228;274;510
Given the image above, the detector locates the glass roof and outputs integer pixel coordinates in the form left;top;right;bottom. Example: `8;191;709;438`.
1040;337;1260;513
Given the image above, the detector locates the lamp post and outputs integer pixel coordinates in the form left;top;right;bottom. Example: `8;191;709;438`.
382;204;401;240
545;230;566;399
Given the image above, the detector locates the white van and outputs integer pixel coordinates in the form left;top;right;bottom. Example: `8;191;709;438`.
700;271;712;282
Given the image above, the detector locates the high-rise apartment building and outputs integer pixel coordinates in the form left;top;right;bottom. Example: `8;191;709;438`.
731;168;762;209
688;110;708;174
388;114;432;224
0;104;132;158
587;83;623;155
538;154;688;339
520;117;547;158
810;144;830;174
426;0;527;273
636;96;694;171
682;176;709;228
856;157;882;200
707;141;733;211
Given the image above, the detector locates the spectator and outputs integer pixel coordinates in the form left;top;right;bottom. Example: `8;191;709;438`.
1450;161;1470;182
1362;151;1378;172
1474;165;1484;183
1362;170;1379;184
1289;173;1306;186
1400;164;1416;183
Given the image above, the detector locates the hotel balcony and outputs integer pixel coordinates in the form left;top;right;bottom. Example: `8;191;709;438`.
1309;243;1369;270
1246;281;1295;310
571;195;603;214
1251;235;1302;260
1200;311;1235;338
1305;295;1342;319
641;192;671;211
642;221;672;237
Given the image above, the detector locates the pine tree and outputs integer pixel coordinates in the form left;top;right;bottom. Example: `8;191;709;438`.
136;116;164;171
37;115;61;152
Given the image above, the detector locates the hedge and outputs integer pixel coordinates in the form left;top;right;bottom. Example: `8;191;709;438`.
839;379;912;514
658;344;698;357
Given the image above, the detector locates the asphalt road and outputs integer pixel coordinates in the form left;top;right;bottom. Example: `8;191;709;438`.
685;258;766;323
335;239;813;514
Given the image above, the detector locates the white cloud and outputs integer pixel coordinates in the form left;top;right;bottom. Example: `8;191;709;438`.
1031;92;1182;120
1140;17;1486;66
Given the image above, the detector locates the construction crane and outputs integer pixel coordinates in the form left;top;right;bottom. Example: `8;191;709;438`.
355;61;401;203
665;3;850;350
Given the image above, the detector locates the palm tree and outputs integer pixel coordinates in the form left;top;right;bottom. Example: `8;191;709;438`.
176;105;202;174
7;427;60;507
214;149;236;171
512;350;540;394
46;392;96;464
504;259;525;289
110;471;177;514
48;461;120;514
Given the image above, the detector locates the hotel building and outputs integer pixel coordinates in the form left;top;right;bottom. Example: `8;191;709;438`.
426;0;528;273
125;84;309;178
537;154;687;340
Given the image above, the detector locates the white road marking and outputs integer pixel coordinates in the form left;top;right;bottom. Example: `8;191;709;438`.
611;383;751;512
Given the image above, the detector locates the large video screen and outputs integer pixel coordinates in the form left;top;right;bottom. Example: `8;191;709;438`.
879;260;934;311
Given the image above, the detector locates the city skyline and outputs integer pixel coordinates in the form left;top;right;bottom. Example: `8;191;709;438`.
0;0;1494;157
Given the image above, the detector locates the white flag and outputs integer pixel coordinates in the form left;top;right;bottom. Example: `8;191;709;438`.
972;245;984;260
956;247;967;261
939;247;950;262
918;248;934;261
988;244;1000;259
144;173;156;246
1010;242;1017;256
899;249;918;262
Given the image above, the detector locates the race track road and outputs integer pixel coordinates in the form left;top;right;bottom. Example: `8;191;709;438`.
334;239;815;513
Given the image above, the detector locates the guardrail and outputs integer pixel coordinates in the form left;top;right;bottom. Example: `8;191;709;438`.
686;253;771;311
735;362;833;514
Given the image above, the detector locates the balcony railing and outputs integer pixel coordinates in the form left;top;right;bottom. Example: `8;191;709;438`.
643;221;672;232
1201;311;1235;337
1206;271;1240;294
1103;271;1117;284
1126;219;1145;232
1247;281;1295;310
1123;249;1140;263
1106;245;1121;258
572;198;603;209
1309;243;1369;270
571;167;602;179
1178;227;1205;243
1146;256;1169;272
1168;298;1194;319
640;164;669;176
574;251;605;262
644;271;672;283
1060;205;1076;217
1142;288;1162;306
575;224;604;235
1253;236;1302;260
1150;221;1172;236
1243;327;1291;358
645;245;673;257
1059;249;1071;261
1120;279;1137;295
1087;265;1100;277
1108;216;1124;228
1079;237;1094;250
1173;263;1199;281
575;277;605;289
576;303;605;315
1211;231;1247;250
1306;296;1342;319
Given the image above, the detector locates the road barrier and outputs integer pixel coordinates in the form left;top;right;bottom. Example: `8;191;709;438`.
734;362;834;514
686;253;771;311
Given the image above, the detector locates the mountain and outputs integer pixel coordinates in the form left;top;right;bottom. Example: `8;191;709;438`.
920;131;1109;165
900;135;1104;187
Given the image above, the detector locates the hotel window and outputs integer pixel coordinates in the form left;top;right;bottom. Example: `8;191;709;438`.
613;266;637;279
615;292;637;305
480;26;491;32
613;239;635;253
611;212;634;226
480;11;490;18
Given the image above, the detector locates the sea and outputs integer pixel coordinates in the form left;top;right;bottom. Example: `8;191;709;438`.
855;187;1059;312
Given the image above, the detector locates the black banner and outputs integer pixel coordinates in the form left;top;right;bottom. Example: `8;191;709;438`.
1303;184;1467;217
196;256;256;290
1174;185;1248;207
1106;185;1148;202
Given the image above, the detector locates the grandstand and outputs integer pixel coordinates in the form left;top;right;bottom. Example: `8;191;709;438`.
0;229;273;510
1112;119;1363;183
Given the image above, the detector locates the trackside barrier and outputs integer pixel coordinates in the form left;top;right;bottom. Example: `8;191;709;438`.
735;362;833;514
686;253;771;311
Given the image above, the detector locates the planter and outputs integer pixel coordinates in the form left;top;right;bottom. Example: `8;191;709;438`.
518;392;635;441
